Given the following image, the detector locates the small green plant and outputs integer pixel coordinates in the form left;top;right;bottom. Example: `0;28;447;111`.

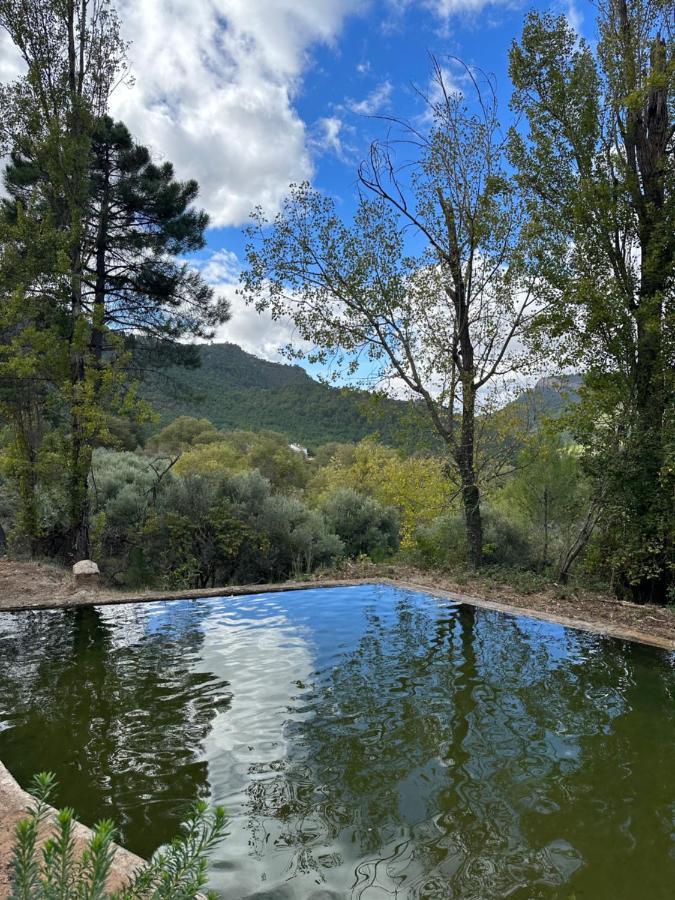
11;772;227;900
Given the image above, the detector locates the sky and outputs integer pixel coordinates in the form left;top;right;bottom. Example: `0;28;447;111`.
1;0;597;369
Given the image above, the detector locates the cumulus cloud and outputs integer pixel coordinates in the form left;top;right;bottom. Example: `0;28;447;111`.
192;249;309;362
112;0;362;228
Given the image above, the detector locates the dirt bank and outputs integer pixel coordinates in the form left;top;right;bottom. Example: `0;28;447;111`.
0;558;673;650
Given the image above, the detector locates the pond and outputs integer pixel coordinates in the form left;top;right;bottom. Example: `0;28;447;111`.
0;584;673;899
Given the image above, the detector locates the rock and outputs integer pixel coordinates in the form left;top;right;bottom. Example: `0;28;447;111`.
72;559;100;587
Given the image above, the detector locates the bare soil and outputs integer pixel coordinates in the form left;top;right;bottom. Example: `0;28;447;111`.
0;557;673;650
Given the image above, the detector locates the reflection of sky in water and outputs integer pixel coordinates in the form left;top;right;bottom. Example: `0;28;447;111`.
0;585;673;899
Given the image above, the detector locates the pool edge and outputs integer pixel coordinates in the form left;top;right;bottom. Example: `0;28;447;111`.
0;576;672;652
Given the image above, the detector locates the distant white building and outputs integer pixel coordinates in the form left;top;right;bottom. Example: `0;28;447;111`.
288;443;309;457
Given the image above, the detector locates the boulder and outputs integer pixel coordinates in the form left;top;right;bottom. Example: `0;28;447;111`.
72;559;100;587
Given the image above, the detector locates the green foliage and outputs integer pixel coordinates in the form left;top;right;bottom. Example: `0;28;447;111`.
0;0;227;560
137;471;343;589
321;488;399;560
145;417;223;455
140;343;416;449
10;772;227;900
411;508;536;572
481;507;537;570
308;439;456;547
410;513;468;570
493;432;593;572
509;2;674;602
219;471;343;580
172;429;311;492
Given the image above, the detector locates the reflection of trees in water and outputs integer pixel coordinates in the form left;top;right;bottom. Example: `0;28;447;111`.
0;603;231;858
240;600;674;899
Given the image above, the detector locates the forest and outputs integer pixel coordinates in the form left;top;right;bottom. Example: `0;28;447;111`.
0;0;672;607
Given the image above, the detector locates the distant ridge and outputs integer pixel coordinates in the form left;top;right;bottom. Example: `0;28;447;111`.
140;343;582;449
140;343;413;448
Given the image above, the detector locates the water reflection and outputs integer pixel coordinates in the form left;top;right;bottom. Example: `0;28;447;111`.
0;602;230;857
0;585;673;899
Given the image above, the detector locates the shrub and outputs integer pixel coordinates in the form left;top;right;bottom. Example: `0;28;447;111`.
257;494;343;576
11;771;227;899
481;507;537;569
411;507;536;571
145;471;343;587
410;512;467;569
321;488;399;560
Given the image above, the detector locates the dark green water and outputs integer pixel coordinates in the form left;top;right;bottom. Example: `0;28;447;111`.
0;584;673;899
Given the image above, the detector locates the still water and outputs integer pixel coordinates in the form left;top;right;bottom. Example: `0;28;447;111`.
0;584;673;898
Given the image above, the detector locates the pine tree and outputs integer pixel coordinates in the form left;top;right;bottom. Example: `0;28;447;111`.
0;1;229;560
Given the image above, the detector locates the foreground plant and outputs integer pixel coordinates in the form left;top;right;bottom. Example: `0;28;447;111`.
10;772;227;900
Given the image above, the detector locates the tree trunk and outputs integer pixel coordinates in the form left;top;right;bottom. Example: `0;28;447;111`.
66;0;92;563
456;379;483;568
558;500;601;584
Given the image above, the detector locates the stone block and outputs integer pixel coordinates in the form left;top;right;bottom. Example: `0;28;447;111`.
72;559;100;587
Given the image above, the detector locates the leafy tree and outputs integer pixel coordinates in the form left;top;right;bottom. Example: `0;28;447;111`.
496;433;593;573
509;0;674;602
242;62;543;568
174;430;311;492
0;0;129;561
145;417;223;455
308;439;456;547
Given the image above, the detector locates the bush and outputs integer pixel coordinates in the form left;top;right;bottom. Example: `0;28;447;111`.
11;771;227;899
145;416;223;454
410;512;467;569
481;507;537;569
321;488;399;560
411;507;536;571
222;473;343;578
145;472;344;588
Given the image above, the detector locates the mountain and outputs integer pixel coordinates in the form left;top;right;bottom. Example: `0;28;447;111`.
140;343;583;450
509;374;583;420
140;343;417;449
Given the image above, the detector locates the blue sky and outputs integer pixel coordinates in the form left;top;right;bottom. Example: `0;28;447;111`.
0;0;595;366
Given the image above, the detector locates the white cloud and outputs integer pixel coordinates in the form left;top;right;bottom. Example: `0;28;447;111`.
346;79;393;115
387;0;513;23
563;1;584;34
0;28;24;84
213;284;311;362
192;248;309;362
112;0;363;228
192;248;241;285
424;0;506;14
312;115;349;160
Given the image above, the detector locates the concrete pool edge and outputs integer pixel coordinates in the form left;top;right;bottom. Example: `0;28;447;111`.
0;576;673;652
382;579;675;652
0;761;146;899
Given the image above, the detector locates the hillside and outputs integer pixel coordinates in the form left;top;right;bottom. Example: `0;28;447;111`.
140;343;582;449
140;343;417;448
